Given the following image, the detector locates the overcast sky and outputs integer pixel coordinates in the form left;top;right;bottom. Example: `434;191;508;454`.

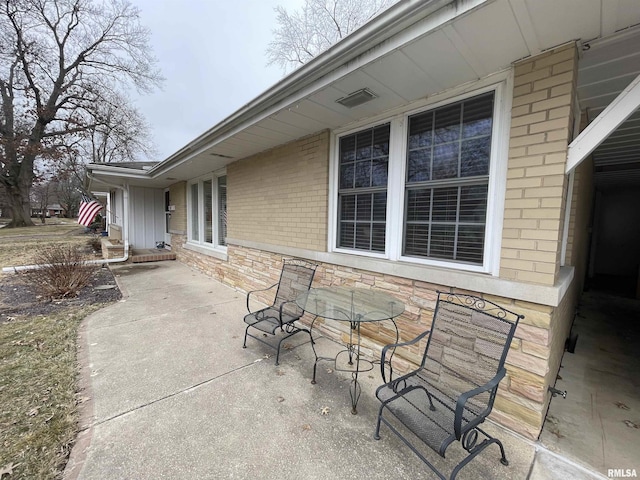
130;0;303;161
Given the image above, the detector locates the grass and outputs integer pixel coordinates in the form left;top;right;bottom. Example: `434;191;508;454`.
0;221;113;479
0;221;91;270
0;307;101;479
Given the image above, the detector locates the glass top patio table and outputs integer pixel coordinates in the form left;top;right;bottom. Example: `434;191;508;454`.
296;287;405;414
296;287;405;324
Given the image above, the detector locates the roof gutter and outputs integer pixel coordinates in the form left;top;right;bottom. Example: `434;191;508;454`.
148;0;474;177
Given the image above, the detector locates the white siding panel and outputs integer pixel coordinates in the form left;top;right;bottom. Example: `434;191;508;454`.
362;52;443;102
114;189;124;228
450;0;529;75
401;30;478;88
129;187;164;249
525;0;600;48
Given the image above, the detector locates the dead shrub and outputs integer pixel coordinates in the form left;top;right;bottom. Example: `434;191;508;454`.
24;244;98;299
87;236;102;253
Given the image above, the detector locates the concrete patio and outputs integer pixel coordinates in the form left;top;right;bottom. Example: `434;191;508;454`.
64;261;606;480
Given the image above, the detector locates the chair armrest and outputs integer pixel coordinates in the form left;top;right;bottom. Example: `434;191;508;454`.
278;299;304;321
380;329;431;383
246;283;278;313
454;368;506;438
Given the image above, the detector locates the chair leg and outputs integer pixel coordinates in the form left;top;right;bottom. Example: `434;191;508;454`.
243;325;250;348
373;402;388;440
450;435;509;480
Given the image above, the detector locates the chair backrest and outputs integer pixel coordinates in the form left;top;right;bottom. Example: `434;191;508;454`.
273;259;317;316
420;291;522;415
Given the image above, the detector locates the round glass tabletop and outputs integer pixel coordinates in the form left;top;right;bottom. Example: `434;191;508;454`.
297;287;405;322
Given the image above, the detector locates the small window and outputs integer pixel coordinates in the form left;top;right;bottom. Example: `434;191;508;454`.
337;124;390;252
190;183;199;240
218;176;227;246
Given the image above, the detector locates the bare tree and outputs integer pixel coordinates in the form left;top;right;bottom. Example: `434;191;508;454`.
0;0;162;227
52;155;84;217
83;91;157;163
267;0;399;72
31;179;51;223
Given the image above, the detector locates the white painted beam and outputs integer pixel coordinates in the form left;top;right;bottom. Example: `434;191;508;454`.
566;73;640;173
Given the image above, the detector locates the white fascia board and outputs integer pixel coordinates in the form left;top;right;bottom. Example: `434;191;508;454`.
567;72;640;173
88;164;152;180
148;0;491;179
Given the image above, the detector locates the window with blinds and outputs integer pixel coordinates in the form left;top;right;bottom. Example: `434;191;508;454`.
337;124;390;252
218;176;227;246
403;92;494;264
188;174;227;250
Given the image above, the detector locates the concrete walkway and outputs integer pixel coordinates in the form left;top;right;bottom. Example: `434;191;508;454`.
64;261;606;480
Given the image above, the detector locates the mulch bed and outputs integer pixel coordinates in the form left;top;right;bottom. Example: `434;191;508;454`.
0;267;122;323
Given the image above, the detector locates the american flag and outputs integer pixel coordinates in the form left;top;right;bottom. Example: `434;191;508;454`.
78;193;102;227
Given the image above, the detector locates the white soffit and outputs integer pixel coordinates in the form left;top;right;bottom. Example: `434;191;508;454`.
573;27;640;185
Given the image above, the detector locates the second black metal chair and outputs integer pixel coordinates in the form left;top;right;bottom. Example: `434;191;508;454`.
374;291;523;480
242;258;317;365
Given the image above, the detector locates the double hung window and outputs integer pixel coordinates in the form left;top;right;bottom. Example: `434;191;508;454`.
334;88;500;271
337;124;390;252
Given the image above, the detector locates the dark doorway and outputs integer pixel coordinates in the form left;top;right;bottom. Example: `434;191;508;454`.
587;186;640;298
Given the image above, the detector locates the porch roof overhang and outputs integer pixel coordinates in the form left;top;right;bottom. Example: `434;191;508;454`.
87;0;640;189
570;27;640;187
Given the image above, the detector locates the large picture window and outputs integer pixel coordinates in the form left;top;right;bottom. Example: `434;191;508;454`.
188;174;227;249
333;88;501;271
404;92;493;264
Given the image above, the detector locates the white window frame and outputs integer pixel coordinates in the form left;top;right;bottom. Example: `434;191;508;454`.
328;73;512;275
186;170;227;253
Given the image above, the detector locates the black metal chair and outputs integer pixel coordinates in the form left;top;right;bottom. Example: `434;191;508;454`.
242;258;317;365
374;291;523;480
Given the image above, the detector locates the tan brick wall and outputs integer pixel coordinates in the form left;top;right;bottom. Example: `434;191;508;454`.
501;44;578;286
227;131;329;251
169;181;187;235
174;240;556;439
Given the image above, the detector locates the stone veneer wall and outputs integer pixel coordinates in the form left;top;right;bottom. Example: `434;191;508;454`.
172;239;559;439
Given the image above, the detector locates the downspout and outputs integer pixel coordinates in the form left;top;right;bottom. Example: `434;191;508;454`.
1;174;130;273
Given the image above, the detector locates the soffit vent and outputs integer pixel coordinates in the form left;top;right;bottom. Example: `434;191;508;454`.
336;88;377;108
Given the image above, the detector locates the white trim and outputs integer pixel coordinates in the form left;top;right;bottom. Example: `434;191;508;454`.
560;95;582;266
566;72;640;173
560;170;574;266
186;171;228;252
387;116;406;259
487;71;514;275
227;237;575;307
328;75;511;274
184;242;228;261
